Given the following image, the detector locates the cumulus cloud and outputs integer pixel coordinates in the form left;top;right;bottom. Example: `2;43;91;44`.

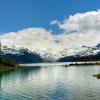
1;10;100;53
58;10;100;33
1;28;65;52
57;10;100;47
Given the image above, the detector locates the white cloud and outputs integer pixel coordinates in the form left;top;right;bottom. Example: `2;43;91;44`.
58;10;100;33
1;28;65;53
1;10;100;53
50;20;59;25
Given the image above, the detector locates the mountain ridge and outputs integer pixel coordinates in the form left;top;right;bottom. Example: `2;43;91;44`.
1;43;100;63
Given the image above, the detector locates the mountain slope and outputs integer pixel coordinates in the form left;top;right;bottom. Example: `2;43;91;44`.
1;46;43;63
1;43;100;63
58;44;100;62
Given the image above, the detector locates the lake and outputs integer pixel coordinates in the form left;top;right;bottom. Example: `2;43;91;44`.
0;64;100;100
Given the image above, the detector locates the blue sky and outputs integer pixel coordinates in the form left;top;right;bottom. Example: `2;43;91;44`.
0;0;100;33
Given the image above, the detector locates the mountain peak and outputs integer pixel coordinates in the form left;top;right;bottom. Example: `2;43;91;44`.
96;43;100;48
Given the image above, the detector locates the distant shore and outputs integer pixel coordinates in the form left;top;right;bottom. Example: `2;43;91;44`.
66;62;100;67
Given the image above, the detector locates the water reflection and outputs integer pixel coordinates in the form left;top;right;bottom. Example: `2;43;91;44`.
19;66;41;77
0;65;100;100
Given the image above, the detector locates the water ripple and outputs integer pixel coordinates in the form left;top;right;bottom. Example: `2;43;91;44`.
0;65;100;100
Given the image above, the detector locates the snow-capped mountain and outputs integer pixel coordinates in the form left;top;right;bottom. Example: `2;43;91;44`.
74;45;100;57
59;44;100;57
1;46;43;63
0;46;61;63
34;48;61;62
1;43;100;63
59;44;100;62
1;46;32;55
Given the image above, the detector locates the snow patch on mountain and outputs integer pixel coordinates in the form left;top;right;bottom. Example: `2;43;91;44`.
1;46;32;55
1;43;100;62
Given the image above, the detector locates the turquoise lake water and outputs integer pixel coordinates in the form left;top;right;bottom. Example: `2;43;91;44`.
0;65;100;100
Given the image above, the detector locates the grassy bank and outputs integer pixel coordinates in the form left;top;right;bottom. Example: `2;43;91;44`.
93;74;100;79
0;56;20;71
0;65;20;72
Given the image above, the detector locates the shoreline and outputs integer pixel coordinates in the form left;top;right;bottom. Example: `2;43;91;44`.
1;61;100;71
0;65;20;72
65;62;100;67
